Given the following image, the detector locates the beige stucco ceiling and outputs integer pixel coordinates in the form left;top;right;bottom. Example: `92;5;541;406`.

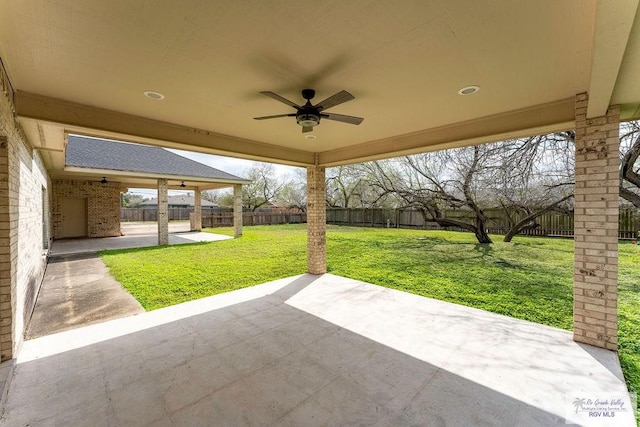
2;0;640;170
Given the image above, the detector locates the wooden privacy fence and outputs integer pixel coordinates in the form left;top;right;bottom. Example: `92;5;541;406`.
326;207;640;239
201;210;307;228
121;207;219;222
122;207;640;238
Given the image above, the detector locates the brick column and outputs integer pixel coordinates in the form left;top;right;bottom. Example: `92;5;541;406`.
157;179;169;245
192;188;202;231
0;137;14;361
233;184;243;238
307;164;326;274
573;93;619;350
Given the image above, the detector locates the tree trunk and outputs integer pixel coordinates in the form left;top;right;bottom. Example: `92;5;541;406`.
417;207;493;243
504;223;538;242
503;194;573;242
620;130;640;208
474;218;493;244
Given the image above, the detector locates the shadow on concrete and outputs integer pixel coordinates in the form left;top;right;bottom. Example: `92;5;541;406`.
7;274;634;426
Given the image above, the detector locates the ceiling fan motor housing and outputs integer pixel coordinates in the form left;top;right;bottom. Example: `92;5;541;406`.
301;88;316;101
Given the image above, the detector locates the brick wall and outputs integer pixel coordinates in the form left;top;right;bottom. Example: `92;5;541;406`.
192;188;202;231
233;184;243;238
307;165;326;274
0;84;49;361
573;93;619;351
52;180;122;238
157;178;168;245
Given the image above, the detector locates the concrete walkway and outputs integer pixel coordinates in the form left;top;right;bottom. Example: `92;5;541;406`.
25;253;145;338
3;274;636;426
27;224;232;337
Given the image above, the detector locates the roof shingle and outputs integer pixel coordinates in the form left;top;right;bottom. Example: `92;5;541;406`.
66;136;247;182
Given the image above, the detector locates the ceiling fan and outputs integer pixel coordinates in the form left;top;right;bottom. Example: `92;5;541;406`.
254;89;363;133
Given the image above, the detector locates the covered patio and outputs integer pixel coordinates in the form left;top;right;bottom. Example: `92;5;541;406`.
3;274;634;426
0;1;639;425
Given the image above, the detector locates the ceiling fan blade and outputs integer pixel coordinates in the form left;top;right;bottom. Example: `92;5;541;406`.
315;90;355;111
253;113;296;120
302;125;314;133
260;91;300;109
321;113;364;125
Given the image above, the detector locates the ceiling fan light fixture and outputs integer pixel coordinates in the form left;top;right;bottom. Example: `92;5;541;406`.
296;113;320;127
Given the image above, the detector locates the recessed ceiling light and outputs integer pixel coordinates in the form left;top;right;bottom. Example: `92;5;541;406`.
305;134;317;139
144;91;165;100
458;85;480;95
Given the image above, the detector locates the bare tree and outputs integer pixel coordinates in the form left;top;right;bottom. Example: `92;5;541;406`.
280;169;307;211
490;132;575;242
620;121;640;208
368;133;576;244
203;189;233;208
369;146;495;243
326;165;366;208
242;163;286;211
326;164;399;208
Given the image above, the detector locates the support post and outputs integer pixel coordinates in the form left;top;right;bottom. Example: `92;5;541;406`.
157;178;169;245
0;137;14;361
307;164;326;274
233;184;243;238
192;187;202;231
573;93;619;350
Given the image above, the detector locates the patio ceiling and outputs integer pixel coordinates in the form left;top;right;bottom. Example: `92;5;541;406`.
1;1;639;170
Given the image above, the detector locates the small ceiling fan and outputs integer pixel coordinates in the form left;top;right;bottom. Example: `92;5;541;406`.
254;88;363;133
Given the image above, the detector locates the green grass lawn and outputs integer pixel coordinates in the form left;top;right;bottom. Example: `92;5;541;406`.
100;224;640;409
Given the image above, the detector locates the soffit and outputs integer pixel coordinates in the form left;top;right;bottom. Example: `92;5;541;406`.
1;1;636;166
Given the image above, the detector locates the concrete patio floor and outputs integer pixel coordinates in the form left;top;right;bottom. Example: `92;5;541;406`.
50;226;232;256
1;274;635;426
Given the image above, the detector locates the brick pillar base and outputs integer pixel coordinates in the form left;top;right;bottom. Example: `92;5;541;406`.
157;179;169;245
573;93;619;350
193;187;202;231
307;165;326;274
233;184;243;238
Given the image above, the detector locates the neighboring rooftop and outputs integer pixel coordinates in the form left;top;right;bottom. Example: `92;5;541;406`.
140;196;218;207
65;135;248;183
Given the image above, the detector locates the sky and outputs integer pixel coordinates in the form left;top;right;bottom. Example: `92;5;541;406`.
128;149;302;198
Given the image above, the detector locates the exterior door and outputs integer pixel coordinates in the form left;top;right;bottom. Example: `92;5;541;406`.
59;198;87;238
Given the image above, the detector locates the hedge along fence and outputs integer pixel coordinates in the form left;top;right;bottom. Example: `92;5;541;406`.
122;207;640;239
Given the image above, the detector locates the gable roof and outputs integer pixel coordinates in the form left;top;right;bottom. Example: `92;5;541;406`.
66;135;248;183
140;195;218;207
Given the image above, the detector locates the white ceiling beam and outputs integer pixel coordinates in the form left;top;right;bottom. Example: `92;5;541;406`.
587;0;640;118
63;166;250;186
319;98;575;166
14;92;315;166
